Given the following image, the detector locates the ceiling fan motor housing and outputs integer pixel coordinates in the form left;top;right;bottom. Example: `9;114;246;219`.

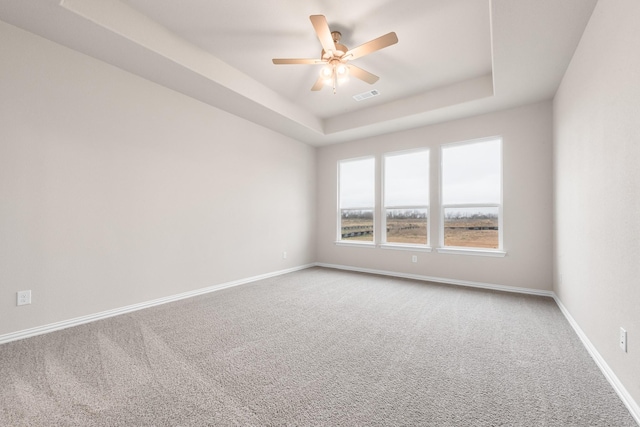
321;31;348;59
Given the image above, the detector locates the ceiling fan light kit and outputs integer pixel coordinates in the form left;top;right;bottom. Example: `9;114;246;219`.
272;15;398;94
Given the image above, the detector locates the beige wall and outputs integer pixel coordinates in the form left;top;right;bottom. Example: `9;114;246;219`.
316;102;553;291
553;0;640;406
0;21;316;336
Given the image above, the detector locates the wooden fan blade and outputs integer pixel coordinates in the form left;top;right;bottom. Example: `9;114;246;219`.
311;75;325;91
344;32;398;60
310;15;336;54
348;65;379;84
273;58;324;65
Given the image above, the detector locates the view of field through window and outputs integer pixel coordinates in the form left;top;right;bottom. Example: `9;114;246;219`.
340;209;428;244
384;150;429;245
341;208;498;247
338;138;501;250
444;207;499;248
442;138;501;249
341;210;374;241
339;158;375;242
386;209;427;244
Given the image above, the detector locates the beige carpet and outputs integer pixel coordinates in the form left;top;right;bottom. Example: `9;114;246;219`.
0;267;637;426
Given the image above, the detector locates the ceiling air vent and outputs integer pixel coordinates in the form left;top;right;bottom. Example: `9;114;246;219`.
353;89;380;101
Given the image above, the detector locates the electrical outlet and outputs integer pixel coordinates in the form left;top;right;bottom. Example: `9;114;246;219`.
17;290;31;306
282;251;287;259
620;328;627;352
411;255;417;263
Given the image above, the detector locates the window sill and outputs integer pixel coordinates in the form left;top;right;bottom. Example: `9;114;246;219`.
436;247;507;257
380;244;432;252
335;241;377;248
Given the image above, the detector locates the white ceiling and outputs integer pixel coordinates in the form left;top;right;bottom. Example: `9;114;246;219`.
0;0;598;146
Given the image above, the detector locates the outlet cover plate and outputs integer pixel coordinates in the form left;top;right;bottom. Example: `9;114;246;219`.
17;290;31;306
620;327;627;352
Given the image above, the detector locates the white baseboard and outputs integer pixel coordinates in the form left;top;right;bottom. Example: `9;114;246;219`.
314;262;554;297
0;264;315;345
553;296;640;425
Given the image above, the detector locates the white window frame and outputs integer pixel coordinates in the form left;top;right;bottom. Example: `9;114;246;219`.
437;137;506;257
336;156;376;247
381;148;431;251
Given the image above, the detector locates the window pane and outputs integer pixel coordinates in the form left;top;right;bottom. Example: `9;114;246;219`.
386;209;427;244
444;207;499;248
339;158;375;209
341;210;374;242
384;150;429;207
442;139;501;205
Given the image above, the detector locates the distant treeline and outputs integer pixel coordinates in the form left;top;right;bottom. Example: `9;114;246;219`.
342;210;496;220
444;212;498;220
342;209;426;219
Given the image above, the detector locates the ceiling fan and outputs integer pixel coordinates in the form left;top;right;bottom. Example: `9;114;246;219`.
272;15;398;94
